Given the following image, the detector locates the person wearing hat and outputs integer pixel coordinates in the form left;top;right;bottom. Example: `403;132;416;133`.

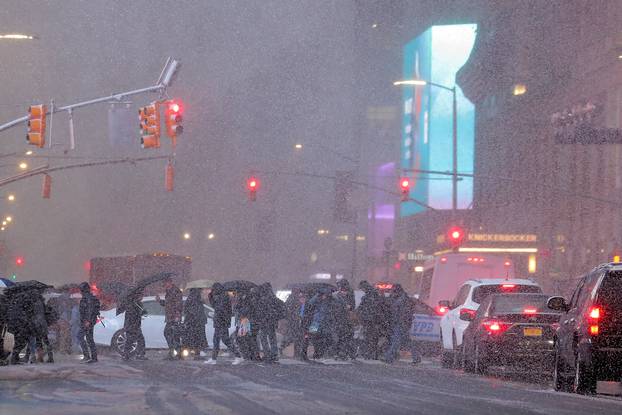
78;282;101;363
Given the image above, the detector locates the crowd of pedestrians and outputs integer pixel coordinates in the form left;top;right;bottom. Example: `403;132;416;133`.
1;278;421;366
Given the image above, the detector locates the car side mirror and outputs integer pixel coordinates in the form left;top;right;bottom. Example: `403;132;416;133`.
459;309;475;322
547;296;569;312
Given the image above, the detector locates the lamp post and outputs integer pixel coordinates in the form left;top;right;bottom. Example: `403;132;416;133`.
394;79;458;216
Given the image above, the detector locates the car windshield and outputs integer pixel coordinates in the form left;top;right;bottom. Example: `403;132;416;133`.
473;285;542;304
491;294;554;314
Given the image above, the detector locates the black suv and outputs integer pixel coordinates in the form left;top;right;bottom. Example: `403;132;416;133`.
548;263;622;394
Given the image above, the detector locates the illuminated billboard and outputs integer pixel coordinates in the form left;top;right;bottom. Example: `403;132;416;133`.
400;24;476;216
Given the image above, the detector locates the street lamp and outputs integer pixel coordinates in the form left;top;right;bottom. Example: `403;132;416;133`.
25;150;33;156
183;232;191;240
18;162;28;170
294;143;303;150
394;78;458;215
5;216;12;222
7;194;15;202
207;233;215;240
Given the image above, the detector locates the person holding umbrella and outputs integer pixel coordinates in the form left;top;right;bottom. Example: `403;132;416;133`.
121;289;147;361
78;282;100;363
156;277;183;360
182;288;208;360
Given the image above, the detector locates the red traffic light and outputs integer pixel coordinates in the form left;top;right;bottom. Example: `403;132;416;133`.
447;226;465;248
399;177;410;201
400;178;410;190
247;176;259;201
15;256;24;266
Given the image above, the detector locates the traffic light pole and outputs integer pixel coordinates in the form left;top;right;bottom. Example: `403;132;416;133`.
0;58;181;135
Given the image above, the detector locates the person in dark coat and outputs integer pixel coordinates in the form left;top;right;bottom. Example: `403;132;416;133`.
206;283;241;364
302;288;333;360
122;290;147;361
183;288;207;359
156;277;183;359
279;288;304;358
78;282;100;363
8;288;51;364
384;284;420;364
255;282;285;363
234;289;260;362
357;281;382;359
334;280;356;360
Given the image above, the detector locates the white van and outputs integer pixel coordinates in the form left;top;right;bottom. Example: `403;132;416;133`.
416;253;516;311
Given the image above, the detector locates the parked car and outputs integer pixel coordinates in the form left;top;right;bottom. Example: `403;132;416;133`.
439;278;542;368
548;263;622;394
461;293;561;374
94;296;235;356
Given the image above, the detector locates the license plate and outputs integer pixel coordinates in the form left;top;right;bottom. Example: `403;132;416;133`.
523;327;543;337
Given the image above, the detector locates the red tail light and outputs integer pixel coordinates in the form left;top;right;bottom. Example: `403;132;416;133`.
524;308;537;315
436;305;449;315
588;306;601;336
588;306;601;320
482;320;509;334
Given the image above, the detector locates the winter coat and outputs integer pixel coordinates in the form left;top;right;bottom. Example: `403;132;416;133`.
209;284;233;329
159;285;183;322
79;292;101;326
6;291;47;336
254;283;285;329
123;299;144;330
183;290;207;349
389;292;415;332
357;287;382;326
304;293;332;334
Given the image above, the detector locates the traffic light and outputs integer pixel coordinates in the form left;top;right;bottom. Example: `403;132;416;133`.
27;104;47;148
447;226;465;250
139;102;160;149
247;176;259;201
15;256;24;266
399;177;411;202
164;99;183;139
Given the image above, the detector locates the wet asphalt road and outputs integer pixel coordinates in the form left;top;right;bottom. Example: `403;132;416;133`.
1;352;621;415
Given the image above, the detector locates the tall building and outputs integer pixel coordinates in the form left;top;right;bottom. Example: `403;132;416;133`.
458;0;622;292
357;1;622;294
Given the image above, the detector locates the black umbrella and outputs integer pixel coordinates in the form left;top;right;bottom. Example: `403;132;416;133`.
4;280;53;296
116;272;174;315
221;280;257;292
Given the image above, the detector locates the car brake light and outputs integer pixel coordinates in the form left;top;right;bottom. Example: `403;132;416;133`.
589;306;601;320
436;305;448;315
501;284;516;289
524;308;537;314
482;319;508;334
